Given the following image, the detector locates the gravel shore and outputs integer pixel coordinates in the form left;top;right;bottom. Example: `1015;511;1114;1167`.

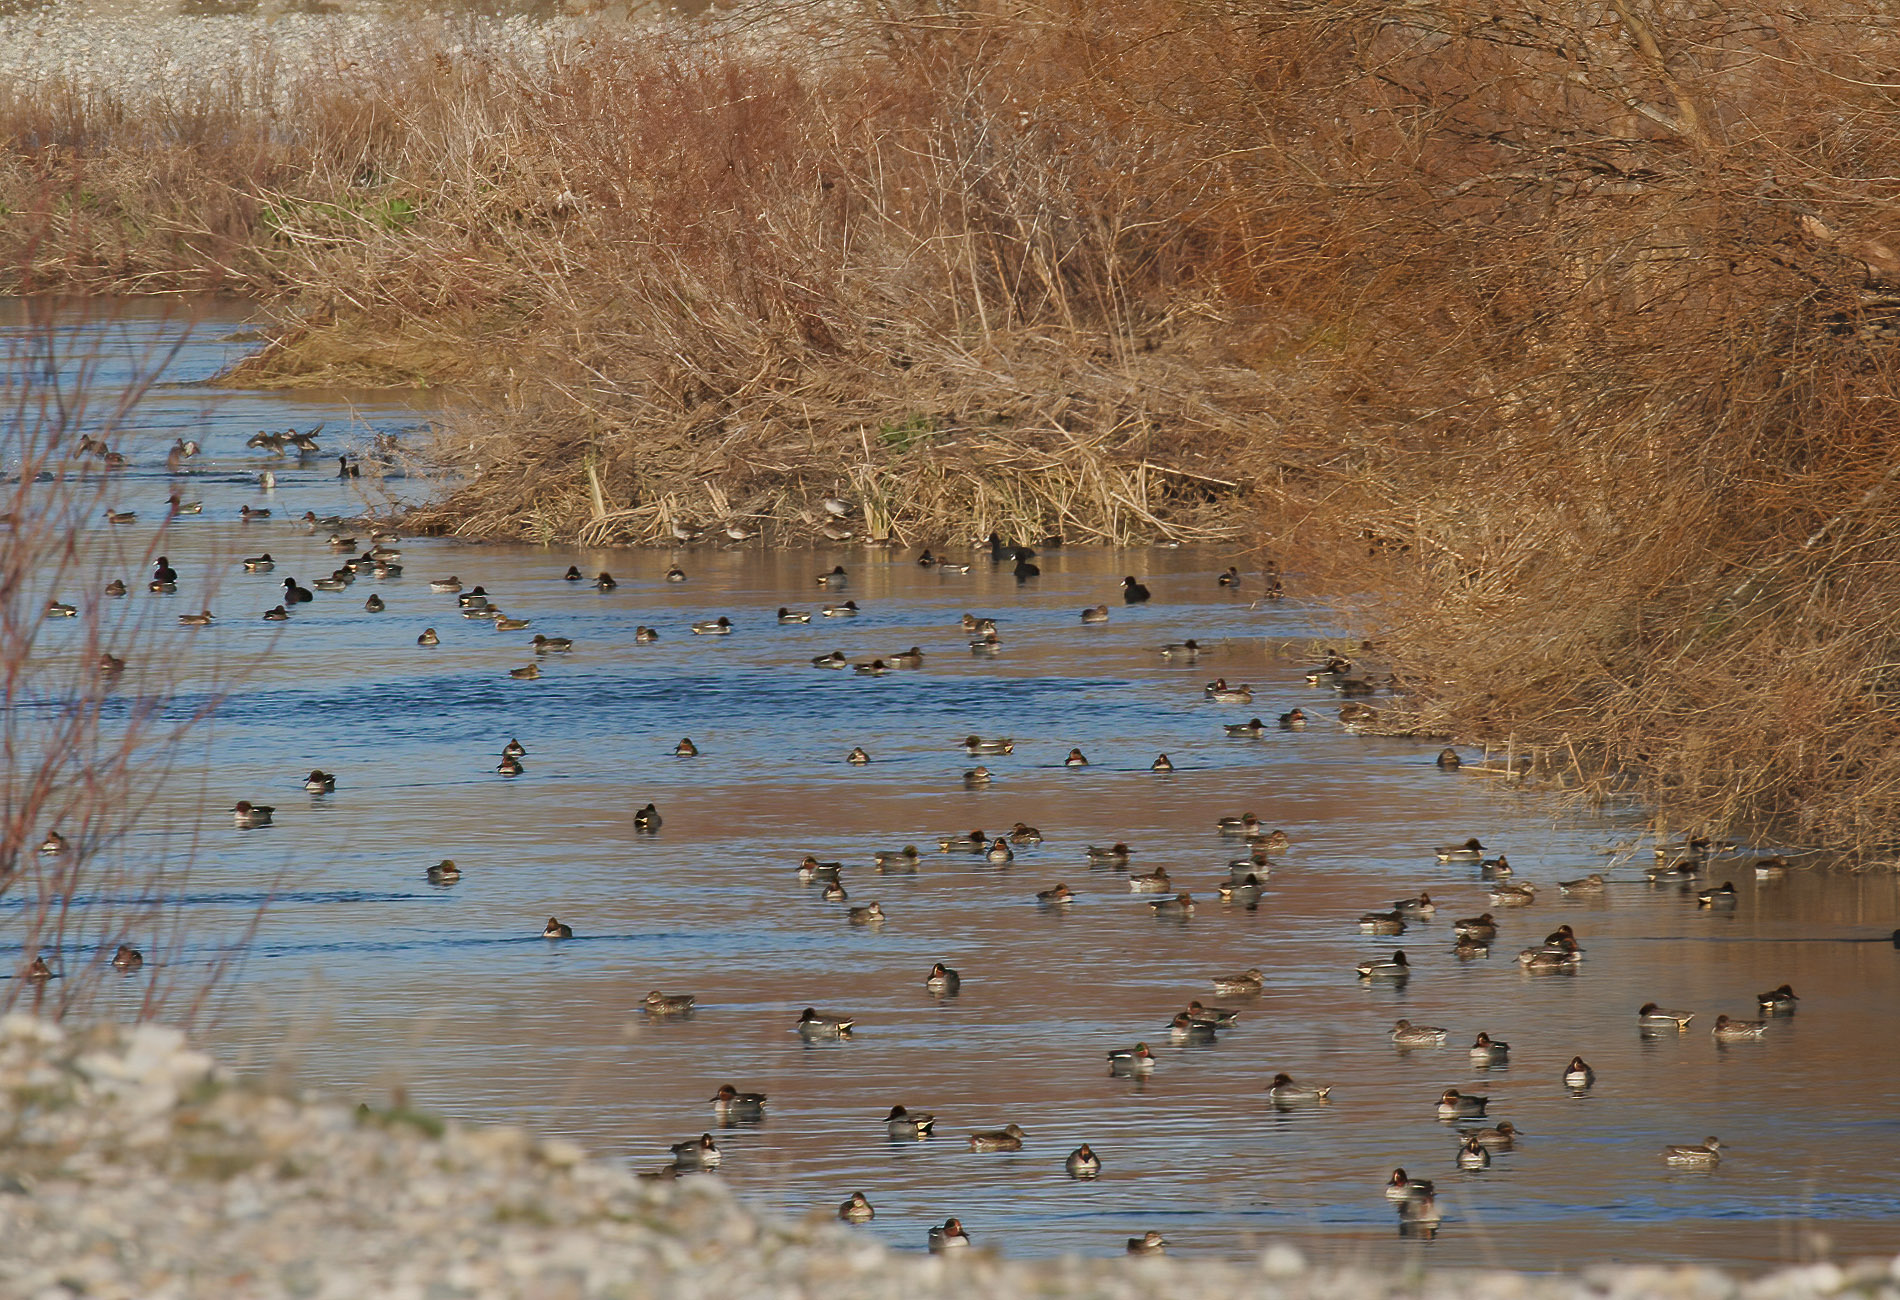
1;1015;1895;1300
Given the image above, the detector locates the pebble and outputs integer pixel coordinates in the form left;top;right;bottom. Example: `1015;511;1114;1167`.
0;1016;1894;1298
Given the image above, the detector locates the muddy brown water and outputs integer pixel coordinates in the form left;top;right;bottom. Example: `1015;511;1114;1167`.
9;299;1900;1269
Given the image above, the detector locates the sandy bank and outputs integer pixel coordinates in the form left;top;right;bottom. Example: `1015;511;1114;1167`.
0;1016;1894;1300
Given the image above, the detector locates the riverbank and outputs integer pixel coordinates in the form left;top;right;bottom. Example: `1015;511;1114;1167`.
1;1014;1890;1299
8;0;1900;850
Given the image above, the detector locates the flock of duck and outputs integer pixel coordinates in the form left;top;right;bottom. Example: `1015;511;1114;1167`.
32;427;1869;1259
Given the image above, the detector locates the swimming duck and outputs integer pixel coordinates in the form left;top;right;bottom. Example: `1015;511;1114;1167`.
282;578;314;604
542;917;573;939
853;659;889;676
960;613;999;634
1437;1089;1489;1119
889;647;926;669
110;944;143;972
668;1134;721;1171
1748;854;1789;879
874;846;920;872
1122;576;1151;603
883;1104;934;1137
533;635;573;653
644;991;696;1017
426;860;461;885
1216;813;1263;837
665;565;687;583
1128;868;1171;895
817;565;847;587
313;575;350;593
231;801;274;828
1218;566;1241;587
325;534;357;550
963;766;993;787
1146;753;1176;774
846;902;885;925
1224;718;1266;738
1359;911;1408;935
798;856;842;884
105;509;138;525
1217;873;1265;904
1149;892;1195;917
508;663;541;680
361;593;386;613
1474;1121;1522;1149
777;607;812;623
105;579;128;597
822;601;859;617
926;1218;970;1252
1393;892;1436;916
798;1007;856;1039
969;632;1003;655
1639;1002;1695;1030
1213;968;1265;995
1064;748;1089;767
691;617;733;636
1559;873;1605;895
99;654;127;677
674;737;698;757
1278;708;1308;730
1468;1032;1510;1063
1434;838;1485;862
502;739;526;758
1662;1137;1721;1165
1386;1169;1434;1201
1107;1043;1156;1075
811;650;848;668
499;753;524;775
429;576;463;593
1519;946;1581;971
1251;829;1292;853
1126;1231;1167;1256
968;1123;1026;1152
416;627;438;645
1008;823;1044;845
23;956;54;983
1012;552;1040;581
1696;881;1738;907
847;746;871;765
1757;984;1799;1013
925;962;961;993
1159;639;1201;659
1080;604;1109;623
822;881;848;903
1711;1014;1767;1040
1206;680;1255;703
1266;1073;1332;1103
1037;882;1075;906
985;837;1013;863
1489;882;1537;907
635;803;663;831
1357;951;1410;979
178;608;214;626
563;565;582;581
1391;1019;1448;1046
939;830;988;853
38;832;65;855
1454;913;1498;940
626;626;656;645
304;770;336;793
838;1192;875;1222
964;735;1014;755
595;572;618;591
1452;935;1491;960
1066;1144;1102;1178
1397;1193;1443;1228
1436;748;1462;769
1169;1012;1217;1044
1185;1000;1240;1027
1563;1057;1596;1088
45;601;77;618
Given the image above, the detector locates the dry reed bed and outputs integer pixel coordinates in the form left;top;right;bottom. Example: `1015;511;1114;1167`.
9;1;1900;846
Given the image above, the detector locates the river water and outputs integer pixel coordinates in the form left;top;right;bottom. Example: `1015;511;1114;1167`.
6;298;1899;1271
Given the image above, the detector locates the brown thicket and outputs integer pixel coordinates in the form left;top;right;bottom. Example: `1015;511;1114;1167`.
5;1;1900;846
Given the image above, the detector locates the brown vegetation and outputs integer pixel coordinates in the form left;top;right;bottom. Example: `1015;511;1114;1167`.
7;1;1900;845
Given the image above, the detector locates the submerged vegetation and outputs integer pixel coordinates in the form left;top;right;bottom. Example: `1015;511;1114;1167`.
6;0;1900;845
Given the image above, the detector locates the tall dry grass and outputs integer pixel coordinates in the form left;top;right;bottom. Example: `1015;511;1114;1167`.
7;0;1900;846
